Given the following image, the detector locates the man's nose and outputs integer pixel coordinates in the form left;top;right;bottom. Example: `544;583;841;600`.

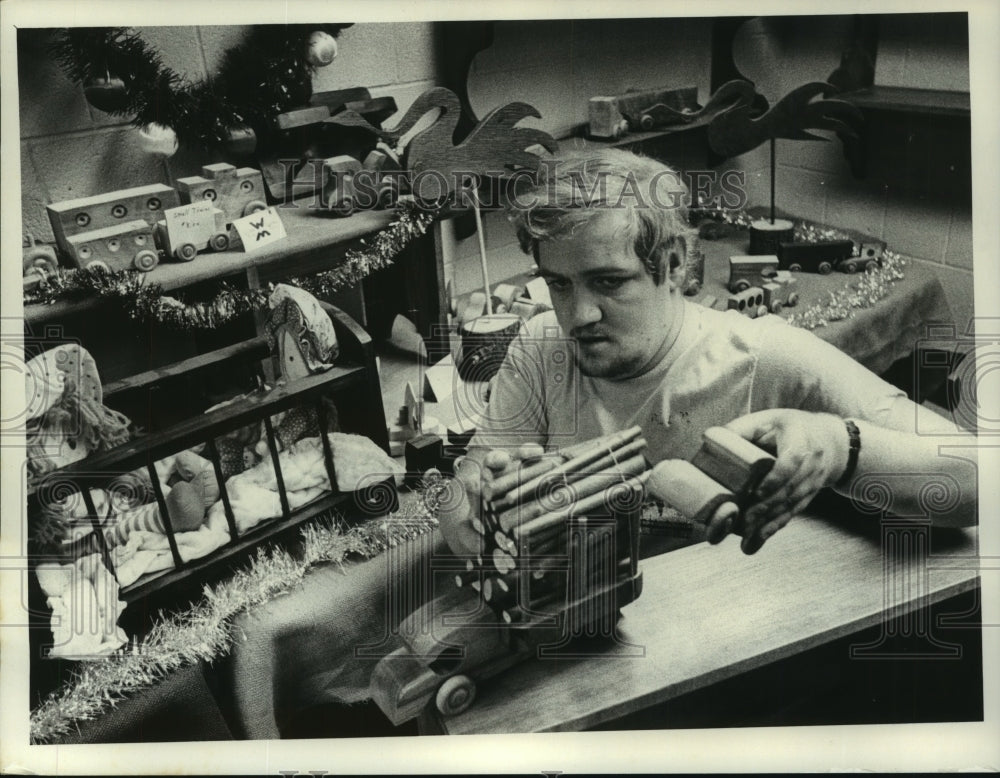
568;290;602;329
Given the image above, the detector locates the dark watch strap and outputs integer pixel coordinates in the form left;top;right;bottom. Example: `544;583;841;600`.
835;419;861;488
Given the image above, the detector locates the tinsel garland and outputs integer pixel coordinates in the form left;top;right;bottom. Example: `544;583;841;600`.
692;207;908;330
51;25;350;150
24;203;438;330
29;502;439;745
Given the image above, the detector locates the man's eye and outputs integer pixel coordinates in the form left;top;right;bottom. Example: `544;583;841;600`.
593;277;627;292
545;278;570;292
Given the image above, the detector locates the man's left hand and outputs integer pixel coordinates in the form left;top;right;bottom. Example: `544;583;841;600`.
723;409;850;554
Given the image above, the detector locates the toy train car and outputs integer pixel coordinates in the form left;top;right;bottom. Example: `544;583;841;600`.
67;219;160;272
175;163;267;224
727;286;769;318
155;208;230;262
777;239;886;274
728;255;779;293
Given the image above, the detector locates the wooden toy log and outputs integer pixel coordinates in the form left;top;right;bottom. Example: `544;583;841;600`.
487;426;643;502
493;437;648;524
510;469;650;542
647;459;738;527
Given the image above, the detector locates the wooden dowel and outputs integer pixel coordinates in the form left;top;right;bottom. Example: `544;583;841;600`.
146;462;184;568
205;437;239;540
497;438;648;528
262;415;291;520
513;470;650;541
487;426;642;499
81;486;118;577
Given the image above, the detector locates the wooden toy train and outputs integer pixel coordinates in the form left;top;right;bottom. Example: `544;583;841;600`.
25;163;269;281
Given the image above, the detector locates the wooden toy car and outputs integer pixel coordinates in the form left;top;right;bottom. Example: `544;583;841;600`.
760;281;799;314
22;234;60;279
838;240;886;273
65;220;160;272
727;286;769;318
320;155;364;216
175;163;267;225
155;207;230;262
46;183;181;260
728;254;779;293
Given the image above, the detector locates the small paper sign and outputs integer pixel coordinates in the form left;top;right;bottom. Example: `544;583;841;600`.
164;201;217;237
233;207;287;252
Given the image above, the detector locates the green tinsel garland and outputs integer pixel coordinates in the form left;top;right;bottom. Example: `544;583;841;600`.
51;25;351;150
25;203;438;330
29;504;438;745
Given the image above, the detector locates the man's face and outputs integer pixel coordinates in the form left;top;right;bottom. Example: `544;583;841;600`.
536;209;681;380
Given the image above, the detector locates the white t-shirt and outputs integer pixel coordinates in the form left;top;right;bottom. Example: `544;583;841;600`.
470;301;906;464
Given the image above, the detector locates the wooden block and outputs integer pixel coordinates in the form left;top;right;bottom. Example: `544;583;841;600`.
405;433;444;475
648;459;735;526
424;354;459;402
275;105;331;131
690;427;775;505
523;277;552;307
389;440;405;457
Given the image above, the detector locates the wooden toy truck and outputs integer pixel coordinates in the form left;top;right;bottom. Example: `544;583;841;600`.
22;234;60;287
155;208;230;261
175;163;267;225
370;429;646;725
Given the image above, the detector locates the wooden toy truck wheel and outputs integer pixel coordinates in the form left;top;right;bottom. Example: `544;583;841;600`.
841;259;858;273
786;291;799;307
23;251;57;276
242;200;267;217
733;279;750;293
769;301;783;314
435;675;476;717
818;261;833;275
210;233;230;252
789;263;802;272
133;249;159;271
86;260;111;273
175;243;198;262
864;259;878;272
756;304;769;318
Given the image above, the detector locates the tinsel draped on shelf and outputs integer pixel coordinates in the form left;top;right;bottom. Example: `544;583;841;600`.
51;25;351;150
24;203;438;331
29;504;439;745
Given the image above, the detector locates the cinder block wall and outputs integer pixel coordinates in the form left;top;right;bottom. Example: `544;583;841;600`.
720;13;973;330
444;17;714;297
18;24;439;243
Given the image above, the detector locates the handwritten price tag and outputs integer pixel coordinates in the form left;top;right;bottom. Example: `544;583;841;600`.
164;201;217;237
232;207;287;252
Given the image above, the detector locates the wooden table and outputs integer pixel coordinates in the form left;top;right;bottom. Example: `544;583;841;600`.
424;512;979;734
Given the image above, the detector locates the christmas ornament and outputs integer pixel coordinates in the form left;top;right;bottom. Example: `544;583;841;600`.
83;74;128;113
137;122;178;156
306;30;338;67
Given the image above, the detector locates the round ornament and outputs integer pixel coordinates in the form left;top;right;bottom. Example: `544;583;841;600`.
83;75;128;113
306;30;338;66
137;123;178;156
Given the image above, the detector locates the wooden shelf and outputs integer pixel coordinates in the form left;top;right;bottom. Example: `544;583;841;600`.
24;206;395;326
841;85;971;118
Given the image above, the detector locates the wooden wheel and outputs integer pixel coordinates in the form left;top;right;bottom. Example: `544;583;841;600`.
210;233;230;252
756;304;769;318
133;249;159;271
841;259;858;274
789;263;802;273
86;259;111;273
435;674;476;717
769;301;783;315
818;261;833;275
733;279;750;293
786;291;800;307
175;243;198;262
242;200;267;216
